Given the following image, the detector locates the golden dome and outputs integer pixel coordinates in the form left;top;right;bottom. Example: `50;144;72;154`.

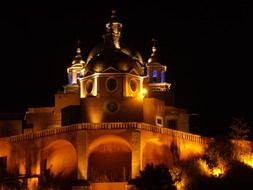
85;10;144;76
87;43;143;65
84;48;142;76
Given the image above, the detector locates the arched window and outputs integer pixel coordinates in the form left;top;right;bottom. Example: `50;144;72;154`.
130;78;138;92
86;80;93;94
161;70;165;83
76;72;81;79
106;77;118;92
153;70;158;83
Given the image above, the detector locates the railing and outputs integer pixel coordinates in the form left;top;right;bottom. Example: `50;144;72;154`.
0;137;9;143
7;122;206;144
141;123;207;144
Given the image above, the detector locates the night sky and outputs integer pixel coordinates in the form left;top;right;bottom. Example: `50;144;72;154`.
0;1;251;137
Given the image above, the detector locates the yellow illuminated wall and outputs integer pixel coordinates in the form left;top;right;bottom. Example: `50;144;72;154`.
80;97;143;123
80;75;97;98
41;140;77;178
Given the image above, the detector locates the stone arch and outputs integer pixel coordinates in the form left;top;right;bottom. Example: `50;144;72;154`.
41;140;77;180
142;139;173;168
87;135;132;182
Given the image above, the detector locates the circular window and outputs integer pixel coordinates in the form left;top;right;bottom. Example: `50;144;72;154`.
106;101;119;113
106;77;118;92
130;79;138;92
85;80;93;93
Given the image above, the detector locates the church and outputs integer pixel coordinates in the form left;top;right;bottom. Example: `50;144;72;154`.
1;11;248;190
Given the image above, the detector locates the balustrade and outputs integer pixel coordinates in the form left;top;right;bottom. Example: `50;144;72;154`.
7;122;205;144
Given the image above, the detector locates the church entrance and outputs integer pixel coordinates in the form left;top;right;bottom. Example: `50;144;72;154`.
88;137;131;182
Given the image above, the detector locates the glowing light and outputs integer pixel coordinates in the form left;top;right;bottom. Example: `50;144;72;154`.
139;88;147;99
27;178;39;190
212;167;223;177
175;175;187;190
239;154;253;168
171;167;187;190
198;159;212;176
142;88;147;97
197;159;225;178
31;161;40;175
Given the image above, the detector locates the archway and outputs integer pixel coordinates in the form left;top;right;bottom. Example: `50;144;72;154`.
142;140;173;168
88;135;132;182
41;140;77;184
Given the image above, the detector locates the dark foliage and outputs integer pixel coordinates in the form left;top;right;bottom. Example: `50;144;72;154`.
190;161;253;190
129;163;176;190
203;137;234;168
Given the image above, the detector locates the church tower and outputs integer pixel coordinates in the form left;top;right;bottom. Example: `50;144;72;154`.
0;11;196;190
79;10;146;123
64;41;85;94
146;39;171;92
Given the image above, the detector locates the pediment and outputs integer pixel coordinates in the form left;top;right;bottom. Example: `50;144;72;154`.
103;66;120;73
129;68;139;75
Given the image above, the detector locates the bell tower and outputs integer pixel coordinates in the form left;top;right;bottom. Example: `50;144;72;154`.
146;39;171;92
64;41;85;94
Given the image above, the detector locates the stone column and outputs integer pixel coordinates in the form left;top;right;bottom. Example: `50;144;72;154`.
75;130;88;180
131;131;141;178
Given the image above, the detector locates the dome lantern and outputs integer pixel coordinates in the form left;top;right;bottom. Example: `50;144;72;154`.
104;10;122;49
146;39;167;84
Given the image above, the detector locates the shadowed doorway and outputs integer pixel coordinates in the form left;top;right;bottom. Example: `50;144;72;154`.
88;137;131;182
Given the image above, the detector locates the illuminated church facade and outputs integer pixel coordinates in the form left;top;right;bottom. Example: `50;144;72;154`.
0;11;209;190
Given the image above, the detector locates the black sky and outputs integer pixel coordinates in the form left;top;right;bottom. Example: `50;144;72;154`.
0;1;251;137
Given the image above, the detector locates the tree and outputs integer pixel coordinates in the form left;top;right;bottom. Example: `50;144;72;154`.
2;176;26;190
128;164;176;190
190;161;253;190
203;137;235;171
228;117;250;140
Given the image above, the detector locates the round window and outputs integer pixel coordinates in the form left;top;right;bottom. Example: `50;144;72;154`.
130;79;138;92
106;102;119;113
85;80;93;93
106;78;117;92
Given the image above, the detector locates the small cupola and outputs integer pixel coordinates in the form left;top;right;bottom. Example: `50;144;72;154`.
67;41;85;85
104;10;123;49
146;39;167;83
